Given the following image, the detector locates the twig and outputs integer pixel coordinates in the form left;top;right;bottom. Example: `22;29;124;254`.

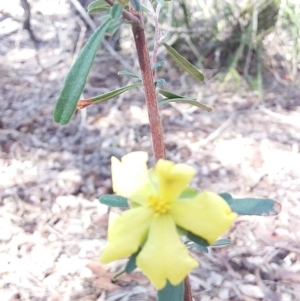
259;106;300;128
255;268;280;301
199;114;235;146
20;0;39;44
73;16;87;59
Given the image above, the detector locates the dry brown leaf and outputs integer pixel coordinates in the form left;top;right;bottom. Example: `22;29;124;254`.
87;260;148;282
92;277;120;292
86;261;111;277
122;271;149;285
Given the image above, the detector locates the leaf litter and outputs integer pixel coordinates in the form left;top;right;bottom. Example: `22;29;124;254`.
1;1;300;300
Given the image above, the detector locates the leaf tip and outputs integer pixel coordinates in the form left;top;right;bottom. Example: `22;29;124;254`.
272;201;282;215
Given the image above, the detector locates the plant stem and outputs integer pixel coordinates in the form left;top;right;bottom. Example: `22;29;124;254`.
184;277;193;301
130;6;166;161
130;4;192;300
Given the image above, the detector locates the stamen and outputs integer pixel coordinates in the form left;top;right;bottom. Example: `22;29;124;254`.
147;195;170;215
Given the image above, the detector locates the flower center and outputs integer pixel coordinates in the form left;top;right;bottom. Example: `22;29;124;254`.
147;195;170;215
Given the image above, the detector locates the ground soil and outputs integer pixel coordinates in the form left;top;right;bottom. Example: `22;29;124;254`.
1;1;300;301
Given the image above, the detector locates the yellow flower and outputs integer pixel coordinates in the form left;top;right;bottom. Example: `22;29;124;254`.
100;152;237;290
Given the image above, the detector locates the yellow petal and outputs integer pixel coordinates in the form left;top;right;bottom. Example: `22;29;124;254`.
171;191;237;245
128;168;159;206
136;215;198;290
111;152;149;198
100;207;153;263
130;181;156;206
155;160;196;201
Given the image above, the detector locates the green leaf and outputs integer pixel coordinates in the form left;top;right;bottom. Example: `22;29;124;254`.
158;281;184;301
186;232;209;253
87;0;110;14
179;187;199;199
187;232;209;246
186;235;230;252
152;61;165;70
141;5;153;14
158;98;212;112
213;239;231;247
90;82;142;104
99;194;129;207
186;242;209;253
113;250;139;281
118;70;141;79
130;0;141;11
106;21;122;36
219;193;281;216
110;3;123;19
162;42;204;82
53;19;112;124
158;89;212;111
155;79;166;87
158;89;185;99
125;251;139;273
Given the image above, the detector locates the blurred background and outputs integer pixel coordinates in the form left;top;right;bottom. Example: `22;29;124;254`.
1;0;300;300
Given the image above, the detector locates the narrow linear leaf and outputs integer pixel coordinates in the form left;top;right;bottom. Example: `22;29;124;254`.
106;21;122;36
87;0;110;14
162;42;204;82
141;5;153;14
130;0;141;11
125;251;139;273
158;89;212;111
152;61;165;70
99;194;129;207
110;3;123;19
186;232;209;253
113;250;139;281
187;242;209;253
158;98;212;112
53;19;112;124
118;70;141;79
177;226;187;237
90;82;142;103
219;193;281;216
212;239;231;247
157;281;184;301
158;89;185;99
187;232;209;246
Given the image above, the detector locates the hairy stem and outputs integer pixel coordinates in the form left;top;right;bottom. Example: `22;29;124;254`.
130;6;165;161
129;3;192;300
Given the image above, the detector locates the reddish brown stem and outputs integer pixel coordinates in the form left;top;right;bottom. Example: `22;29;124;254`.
130;4;192;301
130;8;165;161
184;277;193;301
